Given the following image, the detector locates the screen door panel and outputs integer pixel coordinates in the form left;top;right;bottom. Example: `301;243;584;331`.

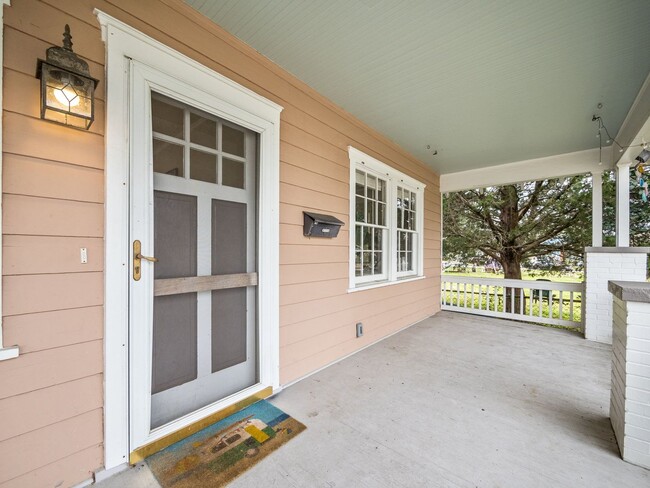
151;192;197;394
212;199;248;373
145;92;258;431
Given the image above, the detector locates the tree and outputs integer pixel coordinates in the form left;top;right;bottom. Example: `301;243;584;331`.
443;176;592;280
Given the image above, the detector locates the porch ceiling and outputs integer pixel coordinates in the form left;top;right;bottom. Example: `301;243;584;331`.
186;0;650;175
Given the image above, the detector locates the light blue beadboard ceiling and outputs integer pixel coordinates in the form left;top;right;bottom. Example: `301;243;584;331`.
186;0;650;175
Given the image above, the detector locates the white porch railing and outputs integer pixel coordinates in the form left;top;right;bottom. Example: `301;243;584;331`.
441;276;584;328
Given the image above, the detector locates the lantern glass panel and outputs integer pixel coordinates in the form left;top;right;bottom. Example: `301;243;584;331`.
40;64;95;129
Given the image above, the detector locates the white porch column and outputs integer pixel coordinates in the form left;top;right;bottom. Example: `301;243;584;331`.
616;163;631;247
591;172;603;247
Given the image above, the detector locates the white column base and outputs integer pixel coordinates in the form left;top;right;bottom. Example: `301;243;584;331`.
584;248;648;344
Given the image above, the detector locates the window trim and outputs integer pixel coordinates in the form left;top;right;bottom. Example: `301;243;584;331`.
348;147;425;291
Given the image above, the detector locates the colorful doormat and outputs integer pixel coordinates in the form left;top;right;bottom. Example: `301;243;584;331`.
146;400;305;487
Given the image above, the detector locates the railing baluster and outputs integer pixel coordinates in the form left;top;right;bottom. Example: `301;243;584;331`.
440;276;582;327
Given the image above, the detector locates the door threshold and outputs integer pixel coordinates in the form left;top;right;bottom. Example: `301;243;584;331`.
129;385;273;464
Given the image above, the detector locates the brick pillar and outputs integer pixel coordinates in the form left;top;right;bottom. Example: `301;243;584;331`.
608;281;650;469
584;248;648;344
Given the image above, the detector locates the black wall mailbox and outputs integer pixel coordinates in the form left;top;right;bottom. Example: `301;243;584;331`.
303;211;344;238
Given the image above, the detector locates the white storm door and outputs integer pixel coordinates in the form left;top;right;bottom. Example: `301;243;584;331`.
129;62;259;450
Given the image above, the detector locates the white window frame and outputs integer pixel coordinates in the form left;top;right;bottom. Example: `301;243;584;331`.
348;147;425;292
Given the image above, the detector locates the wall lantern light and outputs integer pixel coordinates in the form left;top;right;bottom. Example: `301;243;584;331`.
36;25;99;130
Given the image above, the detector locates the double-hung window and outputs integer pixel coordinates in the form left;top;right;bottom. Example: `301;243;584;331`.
349;147;425;290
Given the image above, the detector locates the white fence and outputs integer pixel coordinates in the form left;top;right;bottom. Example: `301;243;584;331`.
441;276;584;328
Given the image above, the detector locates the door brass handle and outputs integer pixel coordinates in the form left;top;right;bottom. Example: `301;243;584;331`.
133;240;157;281
136;253;159;263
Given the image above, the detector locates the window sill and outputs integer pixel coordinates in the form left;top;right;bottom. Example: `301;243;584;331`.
0;346;19;361
347;275;426;293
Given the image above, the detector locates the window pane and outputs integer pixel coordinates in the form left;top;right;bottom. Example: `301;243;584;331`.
397;206;403;229
363;227;372;250
190;149;217;183
355;170;365;196
356;196;365;223
222;124;245;156
374;228;382;252
362;251;373;275
355;225;362;250
404;210;412;230
374;252;382;274
190;112;217;149
378;202;385;226
367;175;376;200
378;179;386;202
403;193;410;210
406;251;413;271
153;139;184;177
366;199;375;224
411;192;417;211
152;95;184;139
355;252;362;276
223;158;245;189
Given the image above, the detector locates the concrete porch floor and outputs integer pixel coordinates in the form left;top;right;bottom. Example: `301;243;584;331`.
96;311;649;487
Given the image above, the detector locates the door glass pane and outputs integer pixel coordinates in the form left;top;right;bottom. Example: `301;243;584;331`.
190;149;217;183
190;112;217;149
223;158;245;189
153;139;184;177
222;124;245;156
152;95;184;139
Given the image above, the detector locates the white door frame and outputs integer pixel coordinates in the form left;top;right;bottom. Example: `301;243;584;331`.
96;10;282;469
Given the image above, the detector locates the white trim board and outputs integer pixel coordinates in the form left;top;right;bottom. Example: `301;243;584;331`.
0;0;18;362
615;70;650;165
440;146;613;193
96;10;282;469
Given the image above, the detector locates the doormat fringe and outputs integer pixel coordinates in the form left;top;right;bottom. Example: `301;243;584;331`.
146;400;306;487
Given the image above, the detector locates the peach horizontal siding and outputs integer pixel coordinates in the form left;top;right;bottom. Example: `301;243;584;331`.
2;1;441;486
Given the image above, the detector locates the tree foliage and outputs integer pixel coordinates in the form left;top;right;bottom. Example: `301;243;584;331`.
444;177;592;279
